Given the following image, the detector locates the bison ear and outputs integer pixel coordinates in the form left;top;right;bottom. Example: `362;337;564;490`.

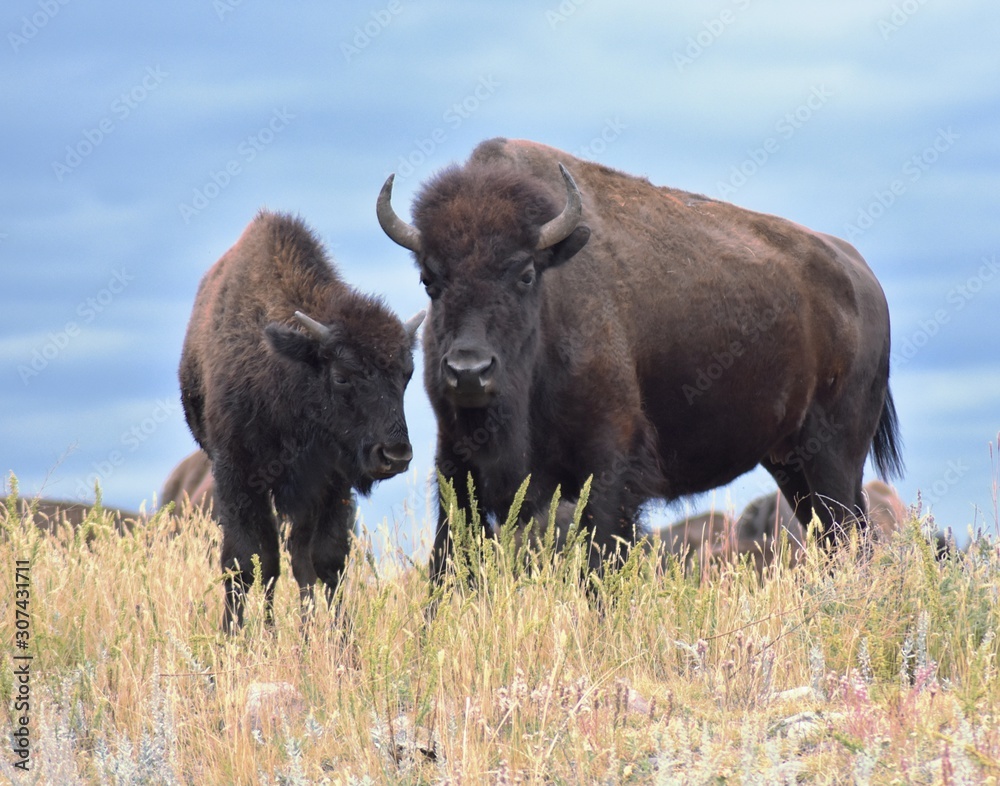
264;323;325;367
544;225;590;271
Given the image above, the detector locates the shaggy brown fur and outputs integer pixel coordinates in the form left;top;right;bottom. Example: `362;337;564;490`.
379;138;903;581
179;210;421;631
159;449;216;516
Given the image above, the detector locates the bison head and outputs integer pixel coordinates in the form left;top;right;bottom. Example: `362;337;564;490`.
264;306;424;492
377;163;590;412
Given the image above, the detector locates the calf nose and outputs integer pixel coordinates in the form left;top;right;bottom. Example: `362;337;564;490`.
371;442;413;478
442;348;497;393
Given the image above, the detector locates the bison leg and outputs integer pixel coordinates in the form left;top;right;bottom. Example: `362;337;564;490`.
311;493;356;609
760;457;815;534
285;489;355;626
430;465;490;586
287;515;318;622
763;407;868;549
217;486;280;633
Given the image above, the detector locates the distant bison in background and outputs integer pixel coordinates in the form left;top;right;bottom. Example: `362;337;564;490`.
160;449;216;516
658;480;946;575
658;492;799;577
863;478;908;538
179;210;424;631
1;497;138;537
377;137;903;581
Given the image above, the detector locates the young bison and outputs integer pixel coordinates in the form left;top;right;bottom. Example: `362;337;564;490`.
179;210;423;631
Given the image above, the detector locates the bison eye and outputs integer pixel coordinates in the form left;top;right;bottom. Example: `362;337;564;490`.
332;373;350;390
420;274;442;300
518;265;536;289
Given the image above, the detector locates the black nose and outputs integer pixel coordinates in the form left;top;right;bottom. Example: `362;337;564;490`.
370;442;412;478
442;348;497;394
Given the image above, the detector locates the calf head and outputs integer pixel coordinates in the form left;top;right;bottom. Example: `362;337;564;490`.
264;302;424;493
377;162;590;413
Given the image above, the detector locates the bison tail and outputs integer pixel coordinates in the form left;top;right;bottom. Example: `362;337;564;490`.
871;387;904;481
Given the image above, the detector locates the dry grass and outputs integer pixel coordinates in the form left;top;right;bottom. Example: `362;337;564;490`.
1;476;999;785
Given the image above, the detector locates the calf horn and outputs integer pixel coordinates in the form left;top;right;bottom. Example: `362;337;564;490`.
536;164;583;250
293;310;331;341
377;174;423;253
404;310;426;341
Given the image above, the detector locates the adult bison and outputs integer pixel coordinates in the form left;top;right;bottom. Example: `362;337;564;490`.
160;449;216;516
658;492;799;577
180;210;423;631
377;138;903;581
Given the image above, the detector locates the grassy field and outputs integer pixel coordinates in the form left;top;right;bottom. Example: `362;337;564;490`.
1;476;999;785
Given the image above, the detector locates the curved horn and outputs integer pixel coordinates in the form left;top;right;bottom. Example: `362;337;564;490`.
377;174;423;253
404;309;426;341
293;310;331;341
536;163;583;250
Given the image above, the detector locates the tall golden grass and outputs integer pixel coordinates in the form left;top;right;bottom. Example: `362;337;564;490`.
1;473;998;785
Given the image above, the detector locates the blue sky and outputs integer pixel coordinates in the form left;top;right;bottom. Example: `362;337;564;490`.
3;1;998;553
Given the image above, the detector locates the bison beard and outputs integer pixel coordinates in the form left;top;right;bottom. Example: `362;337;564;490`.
179;210;422;631
377;137;903;586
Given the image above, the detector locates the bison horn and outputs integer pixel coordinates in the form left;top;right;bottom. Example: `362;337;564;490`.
404;310;426;341
536;163;583;250
293;310;332;341
377;174;423;253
